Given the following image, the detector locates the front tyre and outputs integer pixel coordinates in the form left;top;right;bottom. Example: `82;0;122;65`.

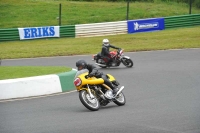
79;90;100;111
122;58;133;68
113;92;126;106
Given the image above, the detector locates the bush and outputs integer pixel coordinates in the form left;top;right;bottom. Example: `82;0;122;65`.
68;0;154;2
194;0;200;8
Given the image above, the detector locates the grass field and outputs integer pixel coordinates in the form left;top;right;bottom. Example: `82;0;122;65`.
0;0;199;28
0;66;71;80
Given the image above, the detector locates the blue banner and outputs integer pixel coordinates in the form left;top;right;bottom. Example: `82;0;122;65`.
127;18;165;34
18;26;60;40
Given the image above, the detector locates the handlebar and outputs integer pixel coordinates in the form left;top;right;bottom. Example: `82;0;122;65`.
117;48;123;54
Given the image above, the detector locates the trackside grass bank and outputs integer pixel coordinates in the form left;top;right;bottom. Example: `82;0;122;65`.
0;0;199;28
0;66;72;80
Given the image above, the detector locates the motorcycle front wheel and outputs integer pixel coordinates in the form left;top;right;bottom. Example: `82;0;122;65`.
113;92;126;106
122;58;133;68
79;90;100;111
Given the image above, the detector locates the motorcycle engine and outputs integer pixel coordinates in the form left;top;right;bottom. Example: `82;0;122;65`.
98;59;105;64
105;90;114;99
111;60;119;66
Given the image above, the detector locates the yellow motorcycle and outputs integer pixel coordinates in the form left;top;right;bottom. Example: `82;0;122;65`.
74;69;126;111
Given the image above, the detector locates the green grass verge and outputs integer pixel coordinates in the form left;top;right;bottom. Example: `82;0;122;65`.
0;0;199;28
0;26;200;59
0;66;72;80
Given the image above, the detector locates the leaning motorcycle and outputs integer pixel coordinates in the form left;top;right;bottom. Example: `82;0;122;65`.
74;69;126;111
92;49;133;68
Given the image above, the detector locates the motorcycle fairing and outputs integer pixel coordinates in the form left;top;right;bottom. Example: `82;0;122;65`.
75;71;104;91
106;74;116;82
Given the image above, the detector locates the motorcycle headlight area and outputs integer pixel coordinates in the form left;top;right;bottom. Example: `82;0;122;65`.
105;90;114;99
74;78;82;86
119;50;123;55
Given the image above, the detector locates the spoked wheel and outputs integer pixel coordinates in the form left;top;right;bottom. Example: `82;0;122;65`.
96;58;107;68
113;92;126;106
122;59;133;68
79;90;100;111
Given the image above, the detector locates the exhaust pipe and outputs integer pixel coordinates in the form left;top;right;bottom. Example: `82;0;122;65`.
113;86;124;97
95;63;107;67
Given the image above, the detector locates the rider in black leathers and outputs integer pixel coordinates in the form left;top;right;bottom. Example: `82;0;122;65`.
101;39;120;66
76;59;118;94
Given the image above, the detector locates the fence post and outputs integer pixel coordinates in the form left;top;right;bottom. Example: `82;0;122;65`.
189;0;192;14
59;3;62;26
126;0;130;20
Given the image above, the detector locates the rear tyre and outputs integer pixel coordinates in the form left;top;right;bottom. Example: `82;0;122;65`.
79;90;100;111
96;58;107;68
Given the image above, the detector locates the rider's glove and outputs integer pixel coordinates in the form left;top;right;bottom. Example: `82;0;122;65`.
88;73;95;77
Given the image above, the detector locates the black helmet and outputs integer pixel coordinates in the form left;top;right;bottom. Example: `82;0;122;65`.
76;59;87;70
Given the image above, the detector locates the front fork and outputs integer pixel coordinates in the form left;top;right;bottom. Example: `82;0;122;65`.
87;84;95;99
120;56;130;64
86;84;112;100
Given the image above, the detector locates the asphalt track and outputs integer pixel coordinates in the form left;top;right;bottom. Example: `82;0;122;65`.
0;49;200;133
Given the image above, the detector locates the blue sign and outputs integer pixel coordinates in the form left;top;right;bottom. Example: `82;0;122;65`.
23;27;56;38
18;26;60;40
127;18;165;34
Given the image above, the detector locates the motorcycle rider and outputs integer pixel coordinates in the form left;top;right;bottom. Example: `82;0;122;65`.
76;59;118;95
101;39;120;66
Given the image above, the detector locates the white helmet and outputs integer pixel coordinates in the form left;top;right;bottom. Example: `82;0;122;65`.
102;39;109;46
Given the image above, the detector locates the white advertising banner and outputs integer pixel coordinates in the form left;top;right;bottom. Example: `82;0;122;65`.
18;26;60;40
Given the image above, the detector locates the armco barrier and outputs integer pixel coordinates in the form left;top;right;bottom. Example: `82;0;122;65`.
0;14;199;42
164;14;200;29
60;25;75;38
0;28;19;41
75;21;127;37
0;69;77;100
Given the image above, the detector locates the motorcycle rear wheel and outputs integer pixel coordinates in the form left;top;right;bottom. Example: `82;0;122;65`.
96;58;107;68
113;92;126;106
79;90;100;111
